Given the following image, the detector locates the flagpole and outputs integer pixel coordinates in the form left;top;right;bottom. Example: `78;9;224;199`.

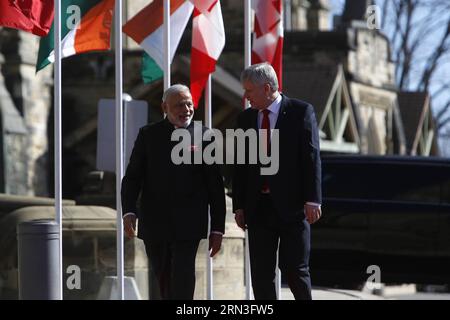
244;0;253;301
244;0;251;110
274;2;283;301
205;75;213;300
115;0;125;300
54;0;63;300
163;0;171;90
276;241;281;300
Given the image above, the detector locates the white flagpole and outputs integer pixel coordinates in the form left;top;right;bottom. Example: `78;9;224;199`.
115;0;125;300
205;76;213;300
244;0;251;110
205;78;212;128
276;240;281;300
274;2;283;301
164;0;171;90
54;0;63;300
244;0;253;301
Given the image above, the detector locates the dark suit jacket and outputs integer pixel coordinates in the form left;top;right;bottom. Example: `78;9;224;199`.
121;119;226;242
232;95;322;224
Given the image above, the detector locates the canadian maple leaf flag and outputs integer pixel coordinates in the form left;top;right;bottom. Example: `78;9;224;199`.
252;0;284;90
189;0;225;107
0;0;54;36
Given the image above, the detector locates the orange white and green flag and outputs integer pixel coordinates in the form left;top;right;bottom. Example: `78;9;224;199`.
123;0;194;83
36;0;114;72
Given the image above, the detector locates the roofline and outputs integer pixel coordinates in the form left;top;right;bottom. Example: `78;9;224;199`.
411;94;432;152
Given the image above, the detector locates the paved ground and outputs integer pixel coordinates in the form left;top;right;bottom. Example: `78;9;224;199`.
281;284;450;300
281;286;385;300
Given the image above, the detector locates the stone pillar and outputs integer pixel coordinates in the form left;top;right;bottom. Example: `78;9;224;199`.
307;0;330;31
194;197;245;300
291;0;310;30
0;47;28;195
124;238;150;300
0;29;52;196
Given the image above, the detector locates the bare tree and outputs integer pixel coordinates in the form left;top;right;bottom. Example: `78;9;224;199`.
378;0;450;128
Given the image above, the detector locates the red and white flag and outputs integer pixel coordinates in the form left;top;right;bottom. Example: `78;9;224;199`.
123;0;194;70
252;0;283;90
189;0;225;107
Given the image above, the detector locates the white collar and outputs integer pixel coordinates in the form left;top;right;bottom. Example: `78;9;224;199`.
259;94;282;115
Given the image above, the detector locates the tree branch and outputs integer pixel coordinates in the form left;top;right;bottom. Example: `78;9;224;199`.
417;17;450;91
398;0;416;89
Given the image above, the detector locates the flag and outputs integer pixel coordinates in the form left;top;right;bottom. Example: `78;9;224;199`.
36;0;115;72
252;0;283;90
0;0;54;36
189;0;225;107
142;53;164;84
123;0;193;74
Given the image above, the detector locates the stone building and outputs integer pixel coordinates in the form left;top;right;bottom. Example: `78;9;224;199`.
0;29;53;196
0;0;440;197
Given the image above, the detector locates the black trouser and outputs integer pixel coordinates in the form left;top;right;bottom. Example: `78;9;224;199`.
248;194;312;300
144;239;200;300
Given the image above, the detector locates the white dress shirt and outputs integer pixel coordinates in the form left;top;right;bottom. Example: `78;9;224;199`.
257;94;282;131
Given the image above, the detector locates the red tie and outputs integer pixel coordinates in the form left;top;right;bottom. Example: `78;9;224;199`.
261;109;270;193
261;109;271;152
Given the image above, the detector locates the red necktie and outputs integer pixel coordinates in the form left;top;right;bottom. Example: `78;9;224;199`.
261;109;270;193
261;109;271;151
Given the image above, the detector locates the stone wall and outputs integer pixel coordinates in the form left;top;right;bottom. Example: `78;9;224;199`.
350;82;398;154
0;29;53;196
347;28;395;88
194;207;246;300
0;52;28;195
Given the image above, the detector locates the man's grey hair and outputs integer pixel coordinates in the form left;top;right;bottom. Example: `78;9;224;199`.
240;62;279;91
162;84;191;102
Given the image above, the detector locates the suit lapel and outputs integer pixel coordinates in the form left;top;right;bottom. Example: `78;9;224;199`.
249;108;258;130
274;94;289;130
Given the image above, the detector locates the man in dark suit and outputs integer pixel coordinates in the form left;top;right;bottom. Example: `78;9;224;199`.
232;63;322;300
121;84;226;300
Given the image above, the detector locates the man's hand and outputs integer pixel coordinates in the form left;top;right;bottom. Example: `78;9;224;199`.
123;214;137;239
305;204;322;224
209;233;223;257
234;209;246;231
